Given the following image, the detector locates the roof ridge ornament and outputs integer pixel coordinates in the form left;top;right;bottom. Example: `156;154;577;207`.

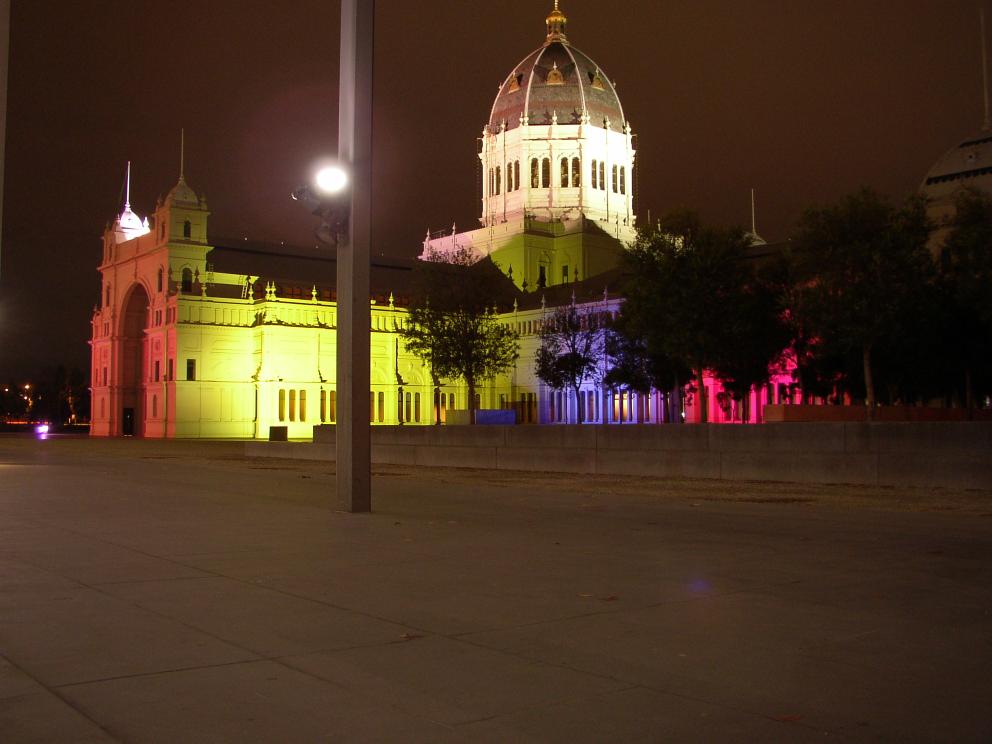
545;1;567;44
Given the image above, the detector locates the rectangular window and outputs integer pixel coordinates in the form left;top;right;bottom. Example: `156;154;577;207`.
279;389;286;422
405;392;412;423
562;265;569;284
495;166;501;195
370;391;375;423
154;361;160;382
549;392;555;422
378;392;385;423
572;157;580;187
320;389;327;423
397;389;404;423
167;359;174;381
514;160;520;190
415;392;421;423
612;164;618;193
599;162;606;190
289;389;296;421
299;390;307;422
531;159;539;188
591;159;597;187
620;166;626;195
506;162;513;191
541;158;550;188
186;359;196;381
561;158;569;187
328;391;337;422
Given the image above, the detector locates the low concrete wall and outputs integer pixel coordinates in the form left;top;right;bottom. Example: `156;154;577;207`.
246;423;992;490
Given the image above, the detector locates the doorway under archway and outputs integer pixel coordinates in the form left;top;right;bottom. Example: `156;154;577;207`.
119;284;150;436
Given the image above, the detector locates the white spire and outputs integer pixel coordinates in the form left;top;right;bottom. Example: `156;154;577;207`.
982;8;990;130
751;187;757;235
125;161;132;210
180;128;185;180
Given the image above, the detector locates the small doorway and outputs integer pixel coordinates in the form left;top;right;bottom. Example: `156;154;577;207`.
122;408;135;436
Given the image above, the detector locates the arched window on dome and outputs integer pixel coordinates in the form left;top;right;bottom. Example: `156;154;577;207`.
514;160;521;191
541;158;550;188
506;162;514;192
531;159;540;189
599;162;606;191
612;165;618;193
620;166;626;195
495;166;501;195
591;159;597;189
183;220;192;239
571;158;580;187
560;158;569;188
181;268;193;294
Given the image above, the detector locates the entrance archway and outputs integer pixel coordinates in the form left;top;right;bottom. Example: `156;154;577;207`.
119;284;150;436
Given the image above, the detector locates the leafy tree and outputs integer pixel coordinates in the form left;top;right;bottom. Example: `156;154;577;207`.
401;246;519;422
617;211;763;422
791;189;932;410
940;188;992;409
534;304;605;423
604;313;690;423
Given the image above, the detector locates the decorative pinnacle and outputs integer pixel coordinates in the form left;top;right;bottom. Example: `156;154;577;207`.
546;1;567;42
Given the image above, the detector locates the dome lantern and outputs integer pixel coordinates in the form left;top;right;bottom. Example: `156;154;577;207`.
546;1;567;43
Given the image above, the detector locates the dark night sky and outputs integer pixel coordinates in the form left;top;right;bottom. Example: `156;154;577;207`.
0;0;987;379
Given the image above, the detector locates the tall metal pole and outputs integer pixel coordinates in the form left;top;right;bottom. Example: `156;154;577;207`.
0;0;10;281
337;0;373;512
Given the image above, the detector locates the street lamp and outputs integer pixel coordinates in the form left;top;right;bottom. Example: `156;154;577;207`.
291;0;373;513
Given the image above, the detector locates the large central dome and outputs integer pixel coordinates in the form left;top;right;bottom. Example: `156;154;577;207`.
488;4;625;132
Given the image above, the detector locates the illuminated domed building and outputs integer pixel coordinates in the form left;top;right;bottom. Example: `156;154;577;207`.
90;4;792;438
922;129;992;249
422;2;636;290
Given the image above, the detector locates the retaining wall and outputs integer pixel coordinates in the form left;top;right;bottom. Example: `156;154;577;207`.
245;423;992;490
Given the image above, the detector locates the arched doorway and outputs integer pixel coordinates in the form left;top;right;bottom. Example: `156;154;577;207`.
119;284;150;436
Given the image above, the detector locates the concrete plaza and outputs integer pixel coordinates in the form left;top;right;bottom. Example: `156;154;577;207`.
0;436;990;742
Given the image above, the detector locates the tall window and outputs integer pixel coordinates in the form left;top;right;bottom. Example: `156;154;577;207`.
599;162;606;190
612;164;618;193
289;390;296;421
415;392;421;423
506;162;514;192
495;166;501;195
105;285;111;307
514;160;521;190
531;159;539;188
154;361;160;382
186;359;196;381
183;220;192;239
181;268;193;293
157;268;164;292
397;387;404;422
561;158;569;187
591;159;597;188
167;359;174;381
540;158;549;188
320;389;327;423
571;157;580;187
299;390;307;422
152;395;157;418
378;392;385;423
561;265;569;284
405;392;412;423
278;390;286;422
328;391;337;423
620;166;626;195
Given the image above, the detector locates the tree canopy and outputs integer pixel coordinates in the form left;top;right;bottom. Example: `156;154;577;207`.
400;247;519;420
534;304;605;423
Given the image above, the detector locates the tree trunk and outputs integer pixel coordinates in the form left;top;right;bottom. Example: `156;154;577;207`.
467;376;476;424
965;367;975;419
671;380;682;424
696;367;708;423
573;387;583;423
862;344;875;419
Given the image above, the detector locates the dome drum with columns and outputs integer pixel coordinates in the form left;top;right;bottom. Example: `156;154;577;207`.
422;3;636;292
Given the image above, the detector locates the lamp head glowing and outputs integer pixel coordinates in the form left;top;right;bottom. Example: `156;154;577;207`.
314;165;349;196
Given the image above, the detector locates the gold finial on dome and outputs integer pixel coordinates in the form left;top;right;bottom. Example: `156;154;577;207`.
546;1;567;43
